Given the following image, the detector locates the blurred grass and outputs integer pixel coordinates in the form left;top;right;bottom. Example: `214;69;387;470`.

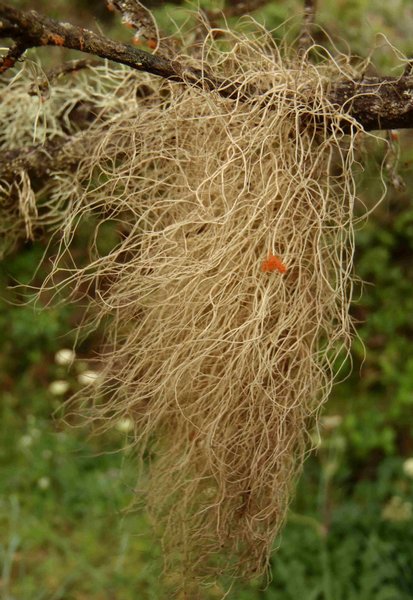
2;1;413;599
0;243;165;599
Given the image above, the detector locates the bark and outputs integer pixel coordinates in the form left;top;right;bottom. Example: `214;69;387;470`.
329;77;413;131
0;3;240;98
0;2;413;133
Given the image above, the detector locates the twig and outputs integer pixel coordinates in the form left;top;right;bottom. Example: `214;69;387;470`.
298;0;317;55
0;142;58;181
28;58;99;97
329;76;413;131
1;4;413;131
0;136;81;183
0;3;240;98
0;98;101;182
385;130;406;191
0;41;26;74
108;0;159;48
108;0;179;57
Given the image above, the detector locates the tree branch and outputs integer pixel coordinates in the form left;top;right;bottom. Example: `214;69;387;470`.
27;58;99;98
0;101;101;183
0;3;240;98
329;76;413;131
0;139;71;182
298;0;317;55
0;40;26;74
1;3;413;131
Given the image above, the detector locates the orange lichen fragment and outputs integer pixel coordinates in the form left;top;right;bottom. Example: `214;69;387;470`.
261;253;287;274
0;57;14;73
106;0;115;11
147;38;157;50
48;34;65;46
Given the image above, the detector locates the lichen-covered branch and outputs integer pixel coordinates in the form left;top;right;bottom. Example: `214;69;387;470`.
0;3;240;99
329;76;413;131
0;137;82;184
1;3;413;132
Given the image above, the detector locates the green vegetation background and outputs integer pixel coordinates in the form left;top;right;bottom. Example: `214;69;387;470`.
2;1;413;598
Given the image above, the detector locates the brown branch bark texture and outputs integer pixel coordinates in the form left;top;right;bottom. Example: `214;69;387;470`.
0;3;240;98
1;2;413;133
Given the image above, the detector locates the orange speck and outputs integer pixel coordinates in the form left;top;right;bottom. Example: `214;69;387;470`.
261;254;287;274
147;38;157;50
132;35;142;46
107;1;115;11
0;57;14;73
49;34;65;46
390;130;399;142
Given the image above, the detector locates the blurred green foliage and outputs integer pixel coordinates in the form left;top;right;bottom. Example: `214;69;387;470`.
2;1;413;599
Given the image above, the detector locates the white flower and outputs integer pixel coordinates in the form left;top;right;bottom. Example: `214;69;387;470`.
77;370;100;385
116;418;134;433
48;380;70;395
37;477;50;490
403;458;413;479
19;435;33;448
55;348;75;366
